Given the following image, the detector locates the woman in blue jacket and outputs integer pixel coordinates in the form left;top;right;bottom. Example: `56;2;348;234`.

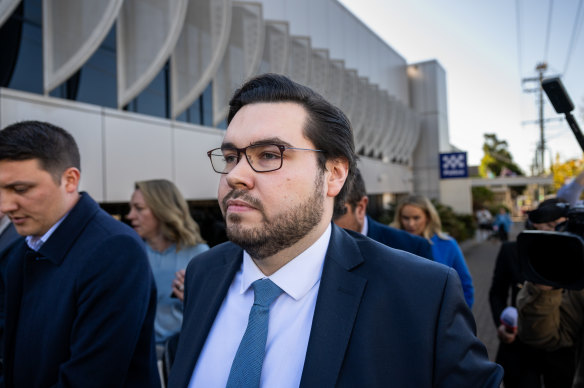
392;194;475;308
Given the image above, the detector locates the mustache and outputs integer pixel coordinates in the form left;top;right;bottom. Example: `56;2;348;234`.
222;189;263;211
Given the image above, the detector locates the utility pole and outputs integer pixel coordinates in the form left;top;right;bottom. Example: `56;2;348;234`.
522;62;553;175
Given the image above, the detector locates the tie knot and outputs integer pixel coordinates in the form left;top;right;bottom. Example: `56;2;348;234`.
252;278;282;307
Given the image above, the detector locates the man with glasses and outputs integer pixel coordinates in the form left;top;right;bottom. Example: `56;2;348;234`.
168;73;502;387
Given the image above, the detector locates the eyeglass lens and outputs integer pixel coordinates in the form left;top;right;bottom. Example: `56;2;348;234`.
210;144;283;173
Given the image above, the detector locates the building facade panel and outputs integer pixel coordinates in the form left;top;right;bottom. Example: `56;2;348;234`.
171;0;232;119
173;124;223;200
0;0;455;205
103;111;174;202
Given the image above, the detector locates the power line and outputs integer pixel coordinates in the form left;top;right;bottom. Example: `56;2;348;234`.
543;0;554;63
515;0;523;81
563;0;584;75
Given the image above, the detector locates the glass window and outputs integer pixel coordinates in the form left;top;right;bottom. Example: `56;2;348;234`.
125;62;169;119
7;0;43;94
75;26;117;108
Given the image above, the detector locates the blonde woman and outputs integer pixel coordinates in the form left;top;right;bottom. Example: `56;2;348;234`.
392;194;474;308
127;179;209;344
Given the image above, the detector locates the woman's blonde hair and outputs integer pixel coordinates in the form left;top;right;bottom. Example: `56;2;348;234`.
391;194;448;241
135;179;205;249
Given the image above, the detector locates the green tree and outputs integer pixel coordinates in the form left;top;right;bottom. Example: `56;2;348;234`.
471;186;495;210
479;133;524;177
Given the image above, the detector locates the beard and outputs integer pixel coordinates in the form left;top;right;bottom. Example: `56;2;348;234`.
222;172;325;260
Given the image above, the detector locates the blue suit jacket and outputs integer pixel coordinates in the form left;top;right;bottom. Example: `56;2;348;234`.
169;224;502;387
2;193;160;388
366;216;434;260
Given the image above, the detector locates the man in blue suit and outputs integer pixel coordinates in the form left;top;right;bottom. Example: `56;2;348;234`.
0;121;160;387
168;74;502;387
333;168;433;260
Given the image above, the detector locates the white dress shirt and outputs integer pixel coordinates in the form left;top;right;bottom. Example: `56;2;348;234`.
188;224;331;388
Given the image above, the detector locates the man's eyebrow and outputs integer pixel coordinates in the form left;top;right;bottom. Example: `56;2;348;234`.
0;181;35;189
221;137;293;149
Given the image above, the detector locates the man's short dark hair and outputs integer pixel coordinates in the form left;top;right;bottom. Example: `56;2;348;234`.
333;167;366;219
228;73;357;214
0;121;81;181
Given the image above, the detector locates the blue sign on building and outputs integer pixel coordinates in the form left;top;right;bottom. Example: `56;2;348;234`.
439;152;468;179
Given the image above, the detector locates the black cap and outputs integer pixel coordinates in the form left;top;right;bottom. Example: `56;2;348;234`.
527;198;569;224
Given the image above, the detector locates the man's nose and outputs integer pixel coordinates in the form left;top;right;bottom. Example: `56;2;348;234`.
225;154;255;189
0;192;17;214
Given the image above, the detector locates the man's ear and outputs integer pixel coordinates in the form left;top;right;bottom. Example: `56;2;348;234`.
355;196;368;219
61;167;80;193
325;158;349;197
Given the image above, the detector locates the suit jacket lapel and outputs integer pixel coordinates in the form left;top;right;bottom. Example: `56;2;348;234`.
170;243;243;387
300;225;366;387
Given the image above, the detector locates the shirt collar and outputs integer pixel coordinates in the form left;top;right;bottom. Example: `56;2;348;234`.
240;223;332;301
25;212;69;251
361;215;368;235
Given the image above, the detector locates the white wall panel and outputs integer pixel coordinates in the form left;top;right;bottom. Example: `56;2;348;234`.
286;36;311;85
324;59;344;108
103;111;173;201
173;123;223;200
43;0;123;94
212;2;264;126
378;96;398;160
372;91;391;157
171;0;231;118
258;20;289;75
309;49;328;96
385;100;406;161
117;0;188;108
339;68;357;121
349;76;368;147
356;83;377;153
0;0;20;28
0;88;104;200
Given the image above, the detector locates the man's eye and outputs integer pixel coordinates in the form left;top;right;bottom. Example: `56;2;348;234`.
223;153;238;164
258;151;280;160
14;186;28;194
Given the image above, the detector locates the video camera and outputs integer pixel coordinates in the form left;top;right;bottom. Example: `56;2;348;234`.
517;76;584;290
518;204;584;290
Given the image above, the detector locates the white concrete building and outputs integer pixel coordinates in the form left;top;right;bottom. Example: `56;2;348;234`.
0;0;462;217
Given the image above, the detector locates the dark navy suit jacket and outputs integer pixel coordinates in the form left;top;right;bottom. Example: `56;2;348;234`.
169;224;502;387
0;223;20;256
2;193;160;388
366;215;434;260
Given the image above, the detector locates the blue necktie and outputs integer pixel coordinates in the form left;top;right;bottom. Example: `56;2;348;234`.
226;278;283;388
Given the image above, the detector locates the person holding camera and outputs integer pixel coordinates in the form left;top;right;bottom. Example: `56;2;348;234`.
491;198;575;388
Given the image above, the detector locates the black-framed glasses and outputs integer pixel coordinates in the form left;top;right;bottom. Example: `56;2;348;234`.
207;144;322;174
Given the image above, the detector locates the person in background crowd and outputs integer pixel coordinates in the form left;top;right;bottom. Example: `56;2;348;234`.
493;207;513;242
0;120;159;387
127;179;209;347
333;168;433;260
392;194;475;308
475;206;493;241
489;198;575;388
